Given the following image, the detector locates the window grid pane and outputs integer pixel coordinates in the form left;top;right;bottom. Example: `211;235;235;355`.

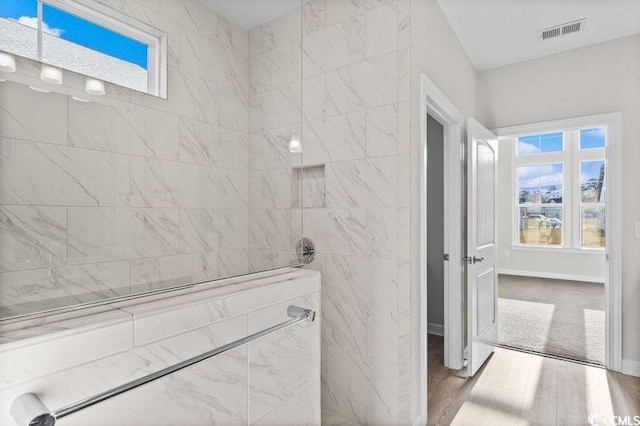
580;128;606;150
518;205;563;246
517;132;563;155
581;205;605;248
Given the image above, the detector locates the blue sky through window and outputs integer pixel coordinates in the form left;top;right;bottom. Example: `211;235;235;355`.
517;132;563;155
1;0;147;69
580;128;606;150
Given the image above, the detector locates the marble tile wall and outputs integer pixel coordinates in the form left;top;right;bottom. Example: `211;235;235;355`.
282;0;411;424
0;269;321;426
0;0;260;318
248;7;304;272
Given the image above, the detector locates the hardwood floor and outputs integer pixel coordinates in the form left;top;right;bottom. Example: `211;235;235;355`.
427;334;640;426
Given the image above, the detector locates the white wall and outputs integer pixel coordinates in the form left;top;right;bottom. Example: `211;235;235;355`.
495;137;606;281
476;35;640;365
409;0;477;420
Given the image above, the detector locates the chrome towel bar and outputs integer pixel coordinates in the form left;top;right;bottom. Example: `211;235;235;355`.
10;305;316;426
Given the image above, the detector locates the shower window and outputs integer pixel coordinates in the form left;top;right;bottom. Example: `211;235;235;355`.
0;0;166;96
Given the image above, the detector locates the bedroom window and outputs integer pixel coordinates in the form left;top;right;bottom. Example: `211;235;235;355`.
0;0;166;97
513;127;606;249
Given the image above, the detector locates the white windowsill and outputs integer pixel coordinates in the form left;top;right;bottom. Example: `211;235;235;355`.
510;245;606;254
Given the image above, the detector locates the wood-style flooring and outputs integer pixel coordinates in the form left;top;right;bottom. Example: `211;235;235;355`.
427;334;640;426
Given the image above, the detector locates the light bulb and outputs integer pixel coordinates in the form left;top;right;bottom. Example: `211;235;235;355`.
40;65;63;85
0;52;16;73
289;137;302;153
29;85;50;93
85;78;105;96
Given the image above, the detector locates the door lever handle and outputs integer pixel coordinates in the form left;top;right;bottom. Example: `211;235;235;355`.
472;256;485;263
464;255;485;264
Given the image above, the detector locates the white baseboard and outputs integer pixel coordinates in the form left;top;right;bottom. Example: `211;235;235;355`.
428;322;444;336
497;269;604;283
622;358;640;377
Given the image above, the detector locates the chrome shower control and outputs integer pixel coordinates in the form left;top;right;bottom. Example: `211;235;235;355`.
296;238;315;264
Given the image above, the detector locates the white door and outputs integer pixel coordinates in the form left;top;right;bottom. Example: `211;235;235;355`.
466;118;499;376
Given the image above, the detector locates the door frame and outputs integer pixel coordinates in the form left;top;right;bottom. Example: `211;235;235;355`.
413;74;466;424
493;112;623;372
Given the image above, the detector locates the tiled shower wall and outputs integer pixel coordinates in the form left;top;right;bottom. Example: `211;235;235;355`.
0;0;255;316
251;0;412;423
248;7;304;272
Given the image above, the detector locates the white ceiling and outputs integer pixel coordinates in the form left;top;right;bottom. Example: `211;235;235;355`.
201;0;308;30
437;0;640;71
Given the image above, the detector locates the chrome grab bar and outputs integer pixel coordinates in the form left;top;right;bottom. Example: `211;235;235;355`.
10;305;316;426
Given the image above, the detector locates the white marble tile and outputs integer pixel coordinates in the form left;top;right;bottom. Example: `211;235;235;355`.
302;15;365;78
302;74;327;121
326;51;397;115
366;104;398;157
322;345;399;418
0;139;130;207
0;319;132;389
302;111;365;165
292;167;326;209
0;81;67;145
260;168;292;209
252;382;320;425
130;67;218;125
397;154;410;208
397;101;410;154
0;261;130;312
217;248;250;277
214;210;249;250
179;209;221;253
397;261;410;314
218;168;249;209
397;0;410;49
216;14;250;58
303;209;367;256
367;307;398;363
249;127;292;171
325;157;397;208
250;43;295;95
397;207;410;260
248;293;320;423
397;47;410;102
262;8;302;51
68;98;180;160
260;83;302;131
217;83;249;133
67;207;182;264
249;209;291;251
316;254;398;312
130;254;201;290
325;0;392;26
303;0;326;35
180;117;248;170
250;26;263;57
366;208;398;259
366;3;398;59
0;206;67;272
320;279;367;357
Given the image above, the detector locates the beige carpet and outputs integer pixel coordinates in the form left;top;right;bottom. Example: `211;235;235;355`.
498;274;605;365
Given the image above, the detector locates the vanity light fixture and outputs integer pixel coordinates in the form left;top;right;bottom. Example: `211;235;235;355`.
40;65;64;85
0;52;16;73
289;137;302;153
85;78;105;96
28;85;51;93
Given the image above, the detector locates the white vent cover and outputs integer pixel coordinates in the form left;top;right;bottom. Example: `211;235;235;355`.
538;19;586;41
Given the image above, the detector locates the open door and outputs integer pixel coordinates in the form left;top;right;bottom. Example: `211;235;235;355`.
466;118;499;377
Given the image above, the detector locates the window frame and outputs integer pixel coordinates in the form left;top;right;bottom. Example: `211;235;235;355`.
511;127;606;251
3;0;167;97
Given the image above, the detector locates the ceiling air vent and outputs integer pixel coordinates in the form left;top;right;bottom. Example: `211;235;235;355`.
538;19;586;41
